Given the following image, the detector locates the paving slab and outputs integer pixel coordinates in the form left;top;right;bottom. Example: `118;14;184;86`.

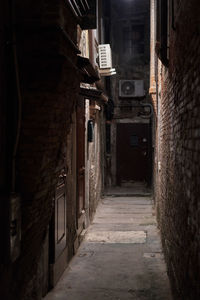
85;230;147;243
44;194;172;300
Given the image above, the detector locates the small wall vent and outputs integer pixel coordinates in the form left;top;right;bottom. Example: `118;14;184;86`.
119;80;145;98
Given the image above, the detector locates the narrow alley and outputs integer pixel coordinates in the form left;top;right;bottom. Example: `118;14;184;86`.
45;189;171;300
0;0;200;299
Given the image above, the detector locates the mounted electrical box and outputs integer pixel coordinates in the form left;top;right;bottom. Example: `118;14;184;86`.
119;80;145;98
88;120;94;142
98;44;116;76
98;44;112;69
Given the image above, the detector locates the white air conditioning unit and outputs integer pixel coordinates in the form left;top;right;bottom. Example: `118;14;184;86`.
119;80;145;98
98;44;112;69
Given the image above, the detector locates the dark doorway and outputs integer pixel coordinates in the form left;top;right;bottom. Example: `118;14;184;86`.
116;123;151;185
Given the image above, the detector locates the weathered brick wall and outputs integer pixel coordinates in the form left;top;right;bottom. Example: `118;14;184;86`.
156;0;200;298
89;108;103;221
150;94;157;198
0;1;79;299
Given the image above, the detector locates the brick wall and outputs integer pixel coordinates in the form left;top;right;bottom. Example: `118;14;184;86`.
0;1;79;299
155;0;200;298
89;108;103;220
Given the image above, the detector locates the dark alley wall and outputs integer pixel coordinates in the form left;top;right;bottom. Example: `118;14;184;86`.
0;1;107;298
154;0;200;298
0;1;79;299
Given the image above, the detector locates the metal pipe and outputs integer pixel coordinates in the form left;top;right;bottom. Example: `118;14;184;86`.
88;29;95;67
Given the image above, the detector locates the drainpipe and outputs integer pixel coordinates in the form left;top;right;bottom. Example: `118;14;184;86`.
88;29;95;68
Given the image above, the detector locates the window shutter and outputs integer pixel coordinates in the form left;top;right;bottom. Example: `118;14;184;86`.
68;0;97;29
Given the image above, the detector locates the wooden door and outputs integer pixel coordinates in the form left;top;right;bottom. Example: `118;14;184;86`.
49;167;68;287
54;169;67;259
116;123;150;185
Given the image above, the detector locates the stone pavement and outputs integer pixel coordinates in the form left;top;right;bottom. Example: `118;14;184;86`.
104;182;151;197
44;194;172;300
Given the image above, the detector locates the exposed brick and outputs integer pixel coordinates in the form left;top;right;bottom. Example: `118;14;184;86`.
154;0;200;299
